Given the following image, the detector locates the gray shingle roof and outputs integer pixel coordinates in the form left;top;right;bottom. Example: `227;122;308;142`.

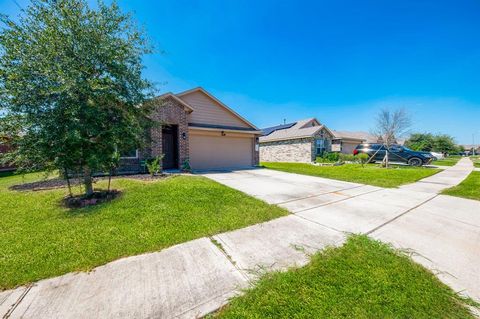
259;118;326;142
331;130;378;143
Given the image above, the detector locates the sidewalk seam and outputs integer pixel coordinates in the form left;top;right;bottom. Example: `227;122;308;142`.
291;187;384;214
366;194;439;235
209;237;251;283
3;285;32;319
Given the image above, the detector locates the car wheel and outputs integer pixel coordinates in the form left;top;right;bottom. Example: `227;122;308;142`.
408;157;423;167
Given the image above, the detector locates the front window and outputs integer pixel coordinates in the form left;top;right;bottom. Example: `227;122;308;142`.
315;139;325;155
120;148;138;159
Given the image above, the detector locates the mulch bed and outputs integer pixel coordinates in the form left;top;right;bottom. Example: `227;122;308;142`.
9;174;171;192
62;190;122;208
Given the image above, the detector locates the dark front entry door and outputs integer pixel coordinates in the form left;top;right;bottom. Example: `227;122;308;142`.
162;125;178;169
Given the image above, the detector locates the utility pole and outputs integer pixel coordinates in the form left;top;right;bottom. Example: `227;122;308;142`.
473;133;476;156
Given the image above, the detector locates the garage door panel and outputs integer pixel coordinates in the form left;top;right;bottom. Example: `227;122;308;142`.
190;134;253;170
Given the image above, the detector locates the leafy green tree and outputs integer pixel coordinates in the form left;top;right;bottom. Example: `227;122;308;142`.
433;134;458;154
404;133;435;151
0;0;154;196
405;133;458;154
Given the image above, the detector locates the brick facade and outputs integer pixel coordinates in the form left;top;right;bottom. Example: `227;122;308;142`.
260;138;313;163
0;142;15;172
116;96;190;173
148;97;189;169
259;128;333;163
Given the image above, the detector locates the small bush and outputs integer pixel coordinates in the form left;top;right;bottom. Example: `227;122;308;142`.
182;158;191;172
146;155;164;176
339;154;355;163
316;152;341;163
356;153;370;167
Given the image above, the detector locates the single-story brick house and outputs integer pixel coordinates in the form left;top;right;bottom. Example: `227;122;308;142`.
119;87;261;172
259;118;385;163
259;118;335;163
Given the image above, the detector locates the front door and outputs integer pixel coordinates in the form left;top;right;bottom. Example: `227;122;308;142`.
162;125;178;169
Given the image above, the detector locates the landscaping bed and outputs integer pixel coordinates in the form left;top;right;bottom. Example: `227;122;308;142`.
0;172;288;289
261;162;440;188
215;235;477;318
442;171;480;201
9;173;169;192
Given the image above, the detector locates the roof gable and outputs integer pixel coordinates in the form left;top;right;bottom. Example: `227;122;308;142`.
176;87;258;130
155;93;194;113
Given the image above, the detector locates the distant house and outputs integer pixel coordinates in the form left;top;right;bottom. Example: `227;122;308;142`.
460;145;480;155
331;131;407;153
259;118;334;163
331;131;371;154
259;117;406;163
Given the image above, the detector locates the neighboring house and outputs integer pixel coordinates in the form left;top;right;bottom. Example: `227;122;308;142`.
461;145;480;155
331;131;406;154
331;131;369;154
259;118;334;163
0;139;15;172
118;87;261;172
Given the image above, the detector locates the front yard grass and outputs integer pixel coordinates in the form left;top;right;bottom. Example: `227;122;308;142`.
432;155;462;167
215;235;476;318
471;156;480;168
442;171;480;201
0;172;288;290
261;162;440;188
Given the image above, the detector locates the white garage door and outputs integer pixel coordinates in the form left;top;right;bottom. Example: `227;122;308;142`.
189;132;253;170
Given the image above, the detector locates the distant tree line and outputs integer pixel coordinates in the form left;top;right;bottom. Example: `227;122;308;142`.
404;133;461;154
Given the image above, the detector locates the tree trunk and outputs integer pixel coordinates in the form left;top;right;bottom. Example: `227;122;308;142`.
107;169;112;192
385;150;389;168
83;167;94;196
64;167;73;197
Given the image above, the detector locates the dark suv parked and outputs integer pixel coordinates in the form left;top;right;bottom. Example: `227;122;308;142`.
353;144;435;166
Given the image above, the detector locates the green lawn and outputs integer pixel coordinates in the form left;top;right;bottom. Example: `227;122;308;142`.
0;172;288;290
261;162;440;188
215;235;476;319
471;157;480;168
442;171;480;201
432;156;462;167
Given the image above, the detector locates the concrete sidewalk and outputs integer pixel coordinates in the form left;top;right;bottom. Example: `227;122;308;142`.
1;159;477;318
400;157;473;193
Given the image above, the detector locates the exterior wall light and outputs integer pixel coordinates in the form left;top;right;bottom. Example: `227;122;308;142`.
181;132;187;140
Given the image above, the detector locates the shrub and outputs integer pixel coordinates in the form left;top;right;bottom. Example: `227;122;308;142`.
182;158;191;172
356;153;370;167
339;154;355;163
146;155;164;176
316;152;341;163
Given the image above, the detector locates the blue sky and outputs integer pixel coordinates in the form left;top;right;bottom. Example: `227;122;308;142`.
1;0;480;144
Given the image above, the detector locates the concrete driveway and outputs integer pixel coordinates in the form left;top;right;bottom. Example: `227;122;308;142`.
204;159;479;301
203;168;382;207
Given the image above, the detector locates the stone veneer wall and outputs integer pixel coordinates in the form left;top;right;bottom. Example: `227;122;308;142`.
253;137;260;166
259;138;314;163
